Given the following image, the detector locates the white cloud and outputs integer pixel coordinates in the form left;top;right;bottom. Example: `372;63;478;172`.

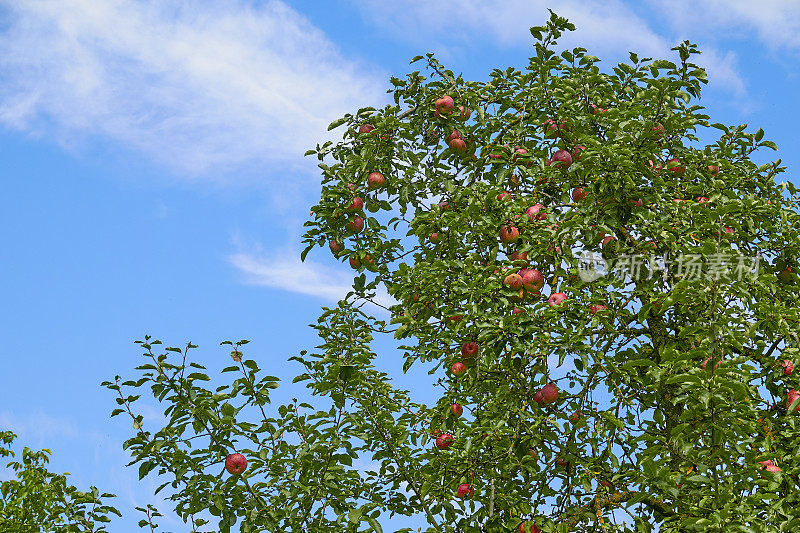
353;0;746;95
0;0;387;177
229;248;396;309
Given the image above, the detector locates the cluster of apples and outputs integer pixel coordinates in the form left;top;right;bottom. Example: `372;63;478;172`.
433;95;472;154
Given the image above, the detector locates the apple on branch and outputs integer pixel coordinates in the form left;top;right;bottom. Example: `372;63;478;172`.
225;453;247;475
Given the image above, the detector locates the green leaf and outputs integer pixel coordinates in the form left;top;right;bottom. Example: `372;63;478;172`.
327;117;348;131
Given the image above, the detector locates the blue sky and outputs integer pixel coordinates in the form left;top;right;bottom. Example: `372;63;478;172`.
1;0;799;531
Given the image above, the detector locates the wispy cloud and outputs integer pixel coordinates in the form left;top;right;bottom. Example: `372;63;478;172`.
229;247;396;309
0;0;387;177
353;0;746;95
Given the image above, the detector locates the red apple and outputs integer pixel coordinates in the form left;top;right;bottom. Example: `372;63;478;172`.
329;240;344;254
358;123;375;134
666;158;685;174
541;382;559;404
347;182;358;191
508;251;529;263
519;523;541;533
367;172;385;189
781;360;794;376
436;433;454;450
648;159;662;172
497;190;512;201
449;138;467;153
600;480;613;489
788;389;800;413
458;106;471;119
450;403;463;417
347;215;364;233
438;200;449;210
601;235;617;248
451;362;467;377
429;232;440;242
551;149;573;168
571;145;586;161
349;256;361;269
522;269;544;292
569;411;582;423
461;341;480;360
556;458;569;468
346;196;364;212
708;164;720;175
449;315;463;323
446;130;461;144
435;95;455;114
225;453;247;475
572;187;588;202
456;483;475;498
504;273;524;290
528;448;538;459
696;196;709;205
526;204;547;221
512;307;524;315
758;459;781;474
548;292;567;307
589;304;608;316
589;103;607;114
650;123;665;136
500;226;520;243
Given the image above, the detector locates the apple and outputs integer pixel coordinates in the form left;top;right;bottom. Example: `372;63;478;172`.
550;149;573;168
548;293;567;307
429;232;440;243
758;459;781;474
438;200;449;210
543;118;568;136
358;123;375;134
778;266;793;283
601;235;617;248
519;523;541;533
600;480;613;489
450;403;463;417
650;123;665;136
541;382;559;404
456;483;475;498
512;307;525;315
589;103;607;114
367;172;385;189
589;304;608;315
504;273;524;290
349;256;361;269
329;240;344;254
435;95;455;114
522;269;544;292
528;448;538;459
724;226;734;235
449;314;464;323
571;145;586;161
496;190;512;201
446;130;461;144
451;362;467;377
666;158;685;174
508;251;528;263
461;341;480;360
526;204;547;221
346;197;364;212
569;411;582;423
457;106;471;119
648;159;663;172
556;458;569;468
572;187;588;202
781;360;794;376
347;215;364;233
788;389;800;413
500;226;520;243
696;196;709;205
708;164;720;175
225;453;247;475
701;356;721;370
436;433;454;450
449;138;467;153
347;182;358;191
630;198;644;208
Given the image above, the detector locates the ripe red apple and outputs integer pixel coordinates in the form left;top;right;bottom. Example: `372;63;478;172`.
446;129;461;144
696;196;709;205
358;123;375;134
349;256;361;269
436;433;454;450
550;149;573;168
543;118;568;136
541;382;559;404
522;269;544;292
650;123;665;136
630;198;644;208
451;362;467;377
758;459;781;474
329;240;344;254
528;448;538;459
569;411;582;423
347;215;364;233
648;159;663;172
511;307;525;315
548;292;567;307
556;458;569;468
497;190;512;201
589;103;607;114
429;232;440;243
449;314;463;323
449;138;467;153
781;360;794;376
571;145;585;161
526;204;547;221
508;251;528;263
504;273;524;290
346;196;364;212
788;389;800;413
367;172;385;189
435;95;455;114
457;105;471;119
456;483;475;498
666;158;685;174
500;226;520;243
600;480;613;489
589;304;608;315
347;182;358;191
572;187;588;202
461;341;480;360
519;523;540;533
450;403;463;417
225;453;247;475
708;164;719;175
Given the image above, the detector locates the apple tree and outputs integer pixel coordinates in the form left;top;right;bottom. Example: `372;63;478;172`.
108;12;800;533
